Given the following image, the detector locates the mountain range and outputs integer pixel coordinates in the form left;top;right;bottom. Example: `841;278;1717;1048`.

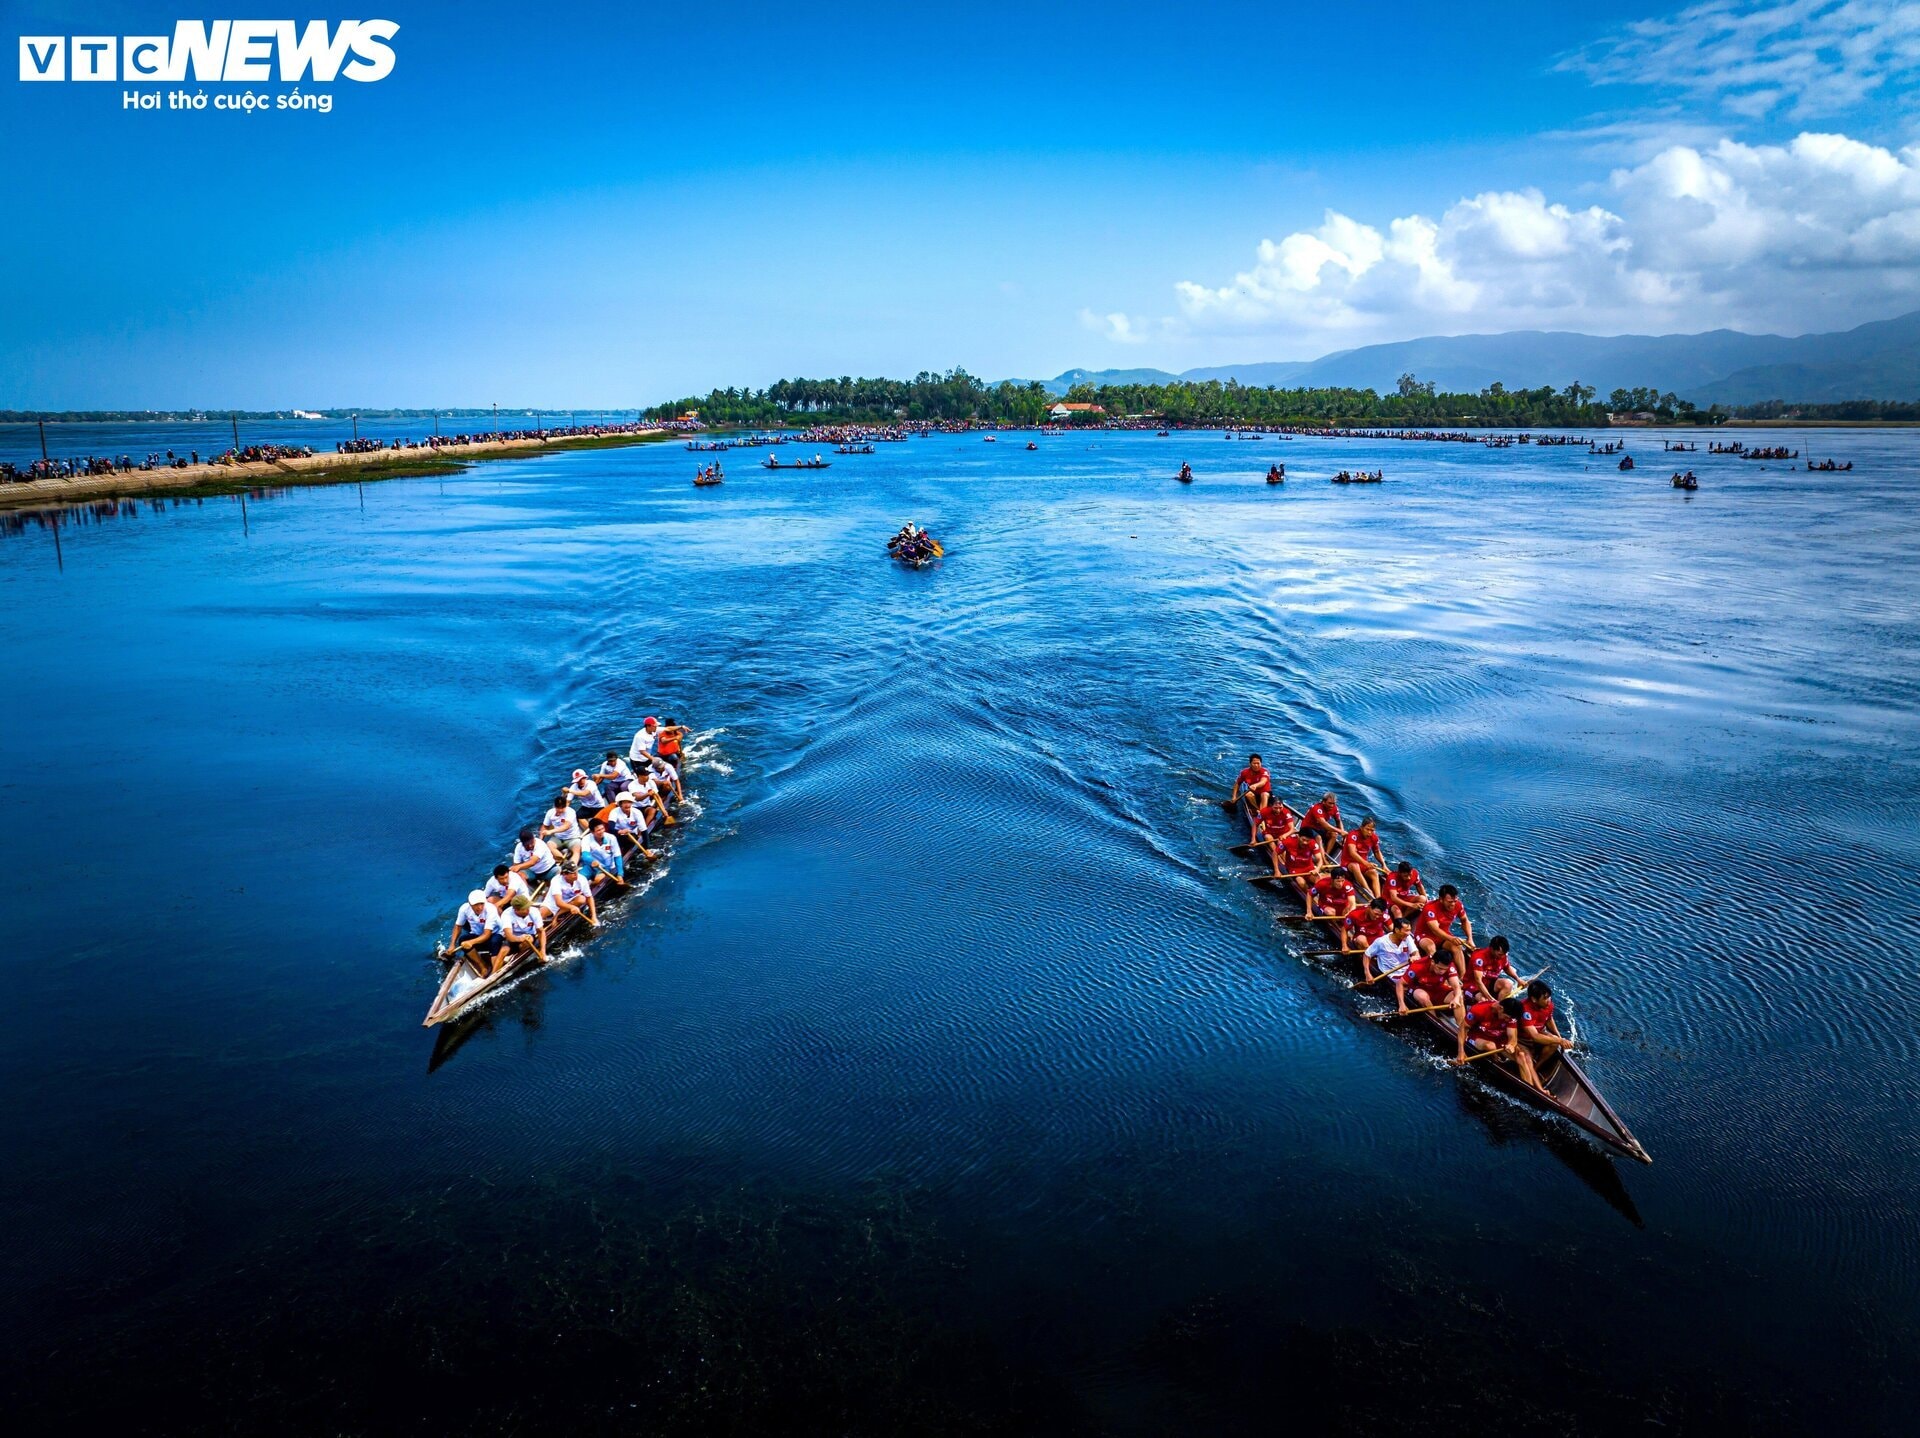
1034;311;1920;405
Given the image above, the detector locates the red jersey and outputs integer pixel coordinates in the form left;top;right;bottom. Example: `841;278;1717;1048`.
1303;799;1341;832
1385;867;1424;905
1469;946;1512;991
1267;801;1299;836
1465;1000;1511;1045
1344;907;1389;947
1402;955;1456;996
1236;766;1271;795
1310;874;1356;914
1419;896;1464;940
1281;832;1322;875
1518;996;1555;1035
1342;827;1381;865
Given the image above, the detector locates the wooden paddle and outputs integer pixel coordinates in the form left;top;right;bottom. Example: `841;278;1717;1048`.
1350;963;1412;989
1455;1045;1511;1064
1367;1001;1456;1021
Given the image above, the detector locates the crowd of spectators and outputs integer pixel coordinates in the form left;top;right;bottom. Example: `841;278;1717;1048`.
4;418;685;485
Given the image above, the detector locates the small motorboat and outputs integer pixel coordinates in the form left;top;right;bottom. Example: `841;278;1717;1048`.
1671;472;1699;490
1265;465;1284;485
1176;463;1194;484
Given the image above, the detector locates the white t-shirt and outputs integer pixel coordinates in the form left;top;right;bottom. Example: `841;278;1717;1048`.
543;806;582;841
544;873;593;912
1366;934;1418;971
568;778;607;810
608;803;644;836
646;755;677;785
484;871;531;906
501;906;545;939
455;900;501;937
628;727;658;762
598;758;634;784
514;835;557;874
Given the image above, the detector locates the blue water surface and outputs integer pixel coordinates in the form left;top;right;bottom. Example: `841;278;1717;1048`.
2;429;1915;1433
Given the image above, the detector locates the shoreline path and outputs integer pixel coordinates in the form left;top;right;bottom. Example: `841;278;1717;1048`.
0;429;670;512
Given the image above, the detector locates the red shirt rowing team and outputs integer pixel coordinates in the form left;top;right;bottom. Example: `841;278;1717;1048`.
1229;752;1574;1095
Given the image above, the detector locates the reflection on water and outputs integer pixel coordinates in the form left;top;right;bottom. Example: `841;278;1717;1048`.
0;487;292;540
2;427;1915;1433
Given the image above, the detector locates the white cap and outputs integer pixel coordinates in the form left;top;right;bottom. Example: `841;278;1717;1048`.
617;790;636;802
467;889;487;906
572;768;587;779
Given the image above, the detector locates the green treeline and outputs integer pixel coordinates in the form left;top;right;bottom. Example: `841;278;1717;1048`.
646;371;1764;427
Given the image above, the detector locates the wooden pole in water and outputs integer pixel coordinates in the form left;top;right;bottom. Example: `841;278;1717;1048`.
39;419;48;461
50;511;63;572
239;490;248;536
232;413;240;451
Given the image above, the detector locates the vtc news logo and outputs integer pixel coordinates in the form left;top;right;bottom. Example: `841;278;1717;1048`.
19;21;399;82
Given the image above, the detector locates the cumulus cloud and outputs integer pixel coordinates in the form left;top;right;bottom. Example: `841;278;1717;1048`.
1171;130;1920;345
1558;0;1920;122
1079;308;1148;344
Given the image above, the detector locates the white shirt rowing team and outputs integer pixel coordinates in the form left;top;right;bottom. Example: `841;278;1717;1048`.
442;734;683;969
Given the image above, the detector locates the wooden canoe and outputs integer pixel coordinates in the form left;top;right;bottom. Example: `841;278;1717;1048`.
424;762;691;1027
1233;809;1650;1163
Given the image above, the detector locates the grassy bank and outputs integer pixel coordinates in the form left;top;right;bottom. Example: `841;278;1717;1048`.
0;429;674;512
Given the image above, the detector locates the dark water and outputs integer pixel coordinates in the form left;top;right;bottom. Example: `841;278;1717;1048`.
3;431;1916;1434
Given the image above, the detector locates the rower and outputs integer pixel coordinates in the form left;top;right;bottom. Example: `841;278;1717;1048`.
444;889;503;976
644;747;683;805
566;768;608;813
626;769;677;828
498;893;548;965
581;818;628;887
1454;996;1546;1093
1362;910;1417;983
1304;867;1358;928
657;718;687;777
606;791;660;861
1395;944;1463;1017
483;862;532;911
628;715;663;767
596;751;636;791
1383;860;1427;920
1229;753;1272;807
543;862;599;929
1340;817;1385;898
1278;827;1325;904
1301;792;1343;856
540;794;584;866
1344;895;1391;955
1466;935;1517;1001
1415;883;1472;964
1247;796;1285;879
1515;980;1574;1070
511;827;558;886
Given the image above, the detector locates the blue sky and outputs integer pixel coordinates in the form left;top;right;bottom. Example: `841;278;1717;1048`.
3;1;1916;406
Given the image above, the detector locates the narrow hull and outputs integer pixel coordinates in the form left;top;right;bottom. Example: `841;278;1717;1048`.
1233;812;1649;1163
426;772;691;1027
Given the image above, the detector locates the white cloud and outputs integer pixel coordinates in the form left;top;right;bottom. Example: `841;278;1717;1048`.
1170;130;1920;346
1558;1;1920;122
1079;308;1148;344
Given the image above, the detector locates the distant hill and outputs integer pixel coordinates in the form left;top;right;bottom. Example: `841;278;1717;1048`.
1041;366;1183;391
1034;311;1920;403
